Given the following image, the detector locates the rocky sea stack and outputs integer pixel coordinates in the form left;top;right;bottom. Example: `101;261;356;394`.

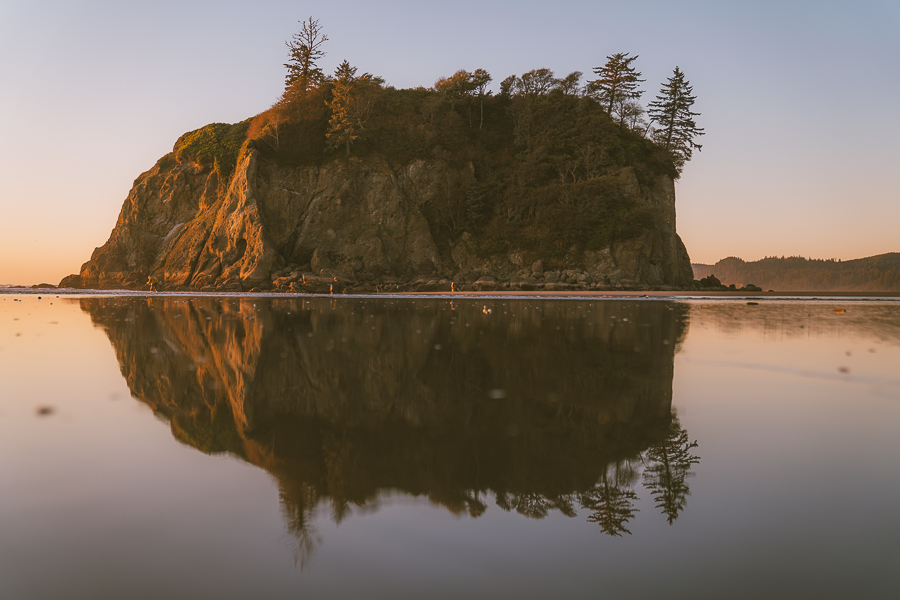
61;80;694;293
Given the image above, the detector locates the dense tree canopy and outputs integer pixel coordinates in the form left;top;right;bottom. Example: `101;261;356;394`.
281;21;705;175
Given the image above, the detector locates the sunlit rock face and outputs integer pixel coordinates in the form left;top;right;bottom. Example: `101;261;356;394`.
70;153;458;290
81;298;696;538
66;147;694;291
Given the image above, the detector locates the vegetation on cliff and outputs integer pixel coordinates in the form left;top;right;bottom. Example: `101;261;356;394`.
168;120;251;181
192;20;701;264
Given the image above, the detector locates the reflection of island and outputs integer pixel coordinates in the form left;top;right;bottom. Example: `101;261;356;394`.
81;297;698;562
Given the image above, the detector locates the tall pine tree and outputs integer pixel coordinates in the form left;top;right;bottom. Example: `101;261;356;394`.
648;67;704;174
327;61;360;156
327;61;383;156
284;17;328;90
588;53;644;122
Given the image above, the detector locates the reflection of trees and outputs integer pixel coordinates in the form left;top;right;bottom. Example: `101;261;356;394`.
80;296;699;557
271;413;701;544
581;480;638;536
580;461;640;536
642;415;700;524
460;491;488;518
496;492;578;520
582;483;639;536
493;417;700;537
322;430;356;524
280;484;323;570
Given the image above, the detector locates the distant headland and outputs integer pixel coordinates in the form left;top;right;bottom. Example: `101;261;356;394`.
693;253;900;292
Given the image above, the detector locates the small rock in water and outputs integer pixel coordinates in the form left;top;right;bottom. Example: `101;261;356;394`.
36;406;55;417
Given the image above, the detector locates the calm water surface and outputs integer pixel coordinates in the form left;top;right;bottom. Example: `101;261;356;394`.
1;294;898;599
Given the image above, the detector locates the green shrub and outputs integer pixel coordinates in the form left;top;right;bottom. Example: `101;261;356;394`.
173;120;251;178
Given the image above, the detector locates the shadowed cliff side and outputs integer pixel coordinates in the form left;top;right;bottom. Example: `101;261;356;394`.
79;297;697;551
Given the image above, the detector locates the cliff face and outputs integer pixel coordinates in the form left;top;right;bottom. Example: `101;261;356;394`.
65;145;693;292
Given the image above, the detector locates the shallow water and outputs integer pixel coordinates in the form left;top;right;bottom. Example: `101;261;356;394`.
1;294;898;599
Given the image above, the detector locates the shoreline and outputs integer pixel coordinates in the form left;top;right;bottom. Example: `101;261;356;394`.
3;288;900;301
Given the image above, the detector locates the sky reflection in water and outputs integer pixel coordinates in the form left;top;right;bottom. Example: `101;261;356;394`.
0;295;898;599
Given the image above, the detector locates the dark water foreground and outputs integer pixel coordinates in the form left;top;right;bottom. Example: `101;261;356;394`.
1;295;898;599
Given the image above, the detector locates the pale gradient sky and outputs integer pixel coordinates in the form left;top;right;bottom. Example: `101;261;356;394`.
1;0;898;284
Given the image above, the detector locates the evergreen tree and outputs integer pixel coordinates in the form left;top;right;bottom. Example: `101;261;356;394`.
285;17;328;90
327;61;360;156
326;61;383;156
647;67;704;173
587;53;644;121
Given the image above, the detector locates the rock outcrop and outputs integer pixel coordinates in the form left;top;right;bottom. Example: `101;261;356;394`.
62;140;693;292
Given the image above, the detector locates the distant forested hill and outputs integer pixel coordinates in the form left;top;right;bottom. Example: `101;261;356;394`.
692;254;900;291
